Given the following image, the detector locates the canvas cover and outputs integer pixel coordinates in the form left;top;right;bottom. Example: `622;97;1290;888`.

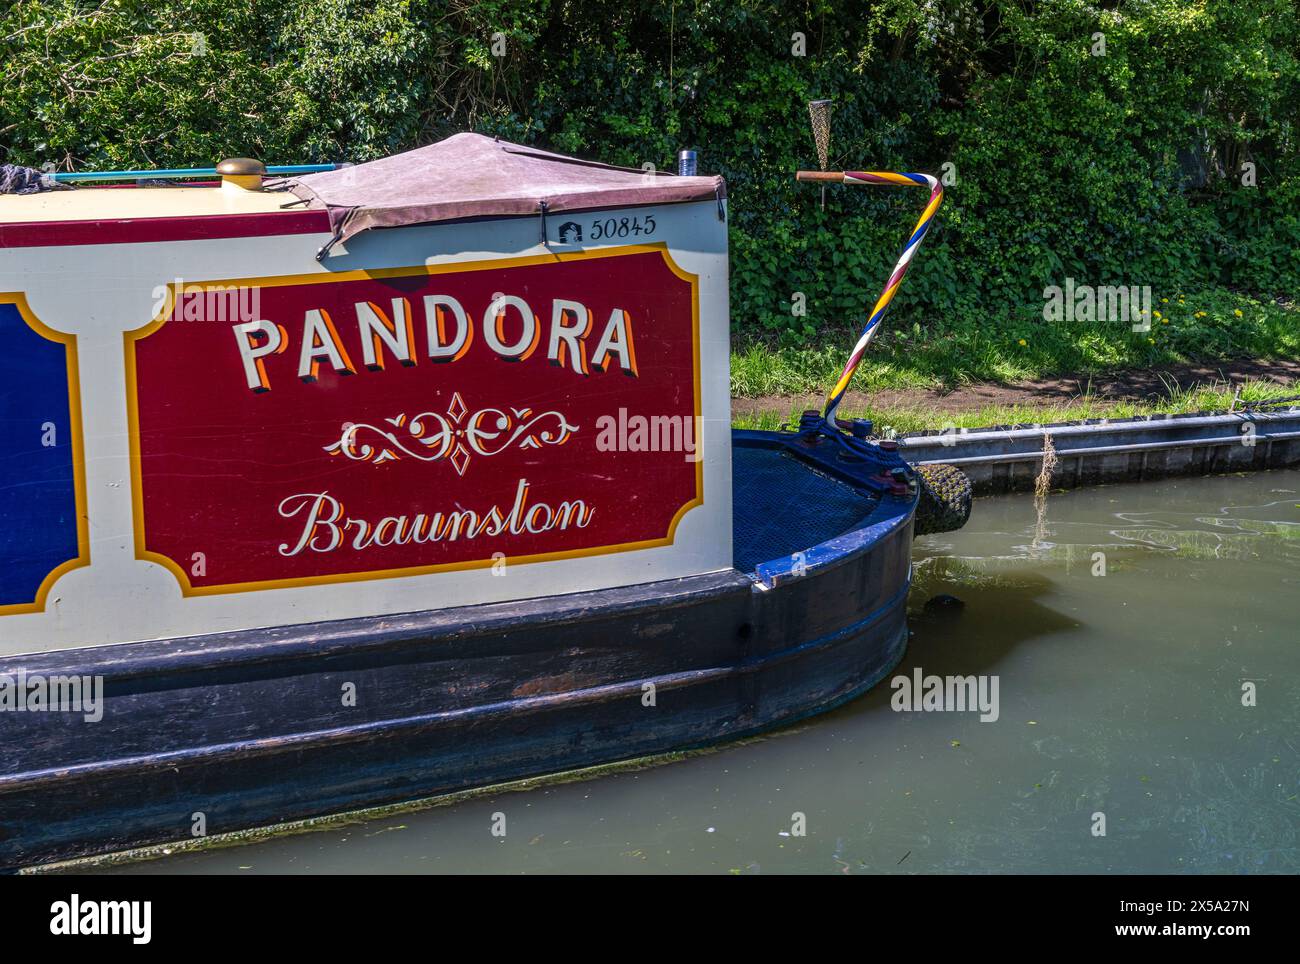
284;132;725;246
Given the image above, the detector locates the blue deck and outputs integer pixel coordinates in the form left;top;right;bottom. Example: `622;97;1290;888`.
732;443;880;573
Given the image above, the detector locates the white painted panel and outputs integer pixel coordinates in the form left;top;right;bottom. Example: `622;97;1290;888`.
0;200;732;654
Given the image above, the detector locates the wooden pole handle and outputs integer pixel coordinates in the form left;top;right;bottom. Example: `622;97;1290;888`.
795;171;845;183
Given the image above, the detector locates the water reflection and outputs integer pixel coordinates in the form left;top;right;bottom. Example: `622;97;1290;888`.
101;471;1299;875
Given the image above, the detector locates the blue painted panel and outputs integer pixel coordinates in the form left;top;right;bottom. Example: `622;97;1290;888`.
0;300;81;610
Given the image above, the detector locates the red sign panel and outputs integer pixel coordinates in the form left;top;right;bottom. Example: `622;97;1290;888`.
126;245;701;595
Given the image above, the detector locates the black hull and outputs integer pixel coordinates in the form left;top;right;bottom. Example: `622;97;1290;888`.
0;431;915;870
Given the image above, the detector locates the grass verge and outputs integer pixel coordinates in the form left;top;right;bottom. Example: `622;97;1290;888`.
731;289;1300;397
732;379;1300;435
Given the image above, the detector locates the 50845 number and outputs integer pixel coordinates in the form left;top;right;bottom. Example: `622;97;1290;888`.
589;215;656;240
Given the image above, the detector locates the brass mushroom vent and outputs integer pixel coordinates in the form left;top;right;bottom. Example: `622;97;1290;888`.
216;157;267;192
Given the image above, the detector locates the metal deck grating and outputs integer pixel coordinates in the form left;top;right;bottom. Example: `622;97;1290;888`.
732;445;878;573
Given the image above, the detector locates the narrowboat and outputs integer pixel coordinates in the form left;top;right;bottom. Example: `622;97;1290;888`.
0;133;968;869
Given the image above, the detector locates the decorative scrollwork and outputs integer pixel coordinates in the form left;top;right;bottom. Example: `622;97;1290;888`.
324;391;577;476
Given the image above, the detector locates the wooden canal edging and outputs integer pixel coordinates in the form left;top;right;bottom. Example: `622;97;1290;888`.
899;408;1300;494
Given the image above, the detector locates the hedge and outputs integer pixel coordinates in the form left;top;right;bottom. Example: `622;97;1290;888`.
3;0;1296;359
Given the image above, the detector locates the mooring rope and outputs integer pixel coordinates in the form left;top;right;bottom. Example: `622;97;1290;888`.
795;170;944;421
1032;432;1058;550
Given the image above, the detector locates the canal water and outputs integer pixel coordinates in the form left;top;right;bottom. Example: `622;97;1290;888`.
108;470;1299;874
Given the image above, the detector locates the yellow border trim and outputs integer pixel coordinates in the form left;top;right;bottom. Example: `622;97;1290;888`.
0;293;91;616
125;243;705;598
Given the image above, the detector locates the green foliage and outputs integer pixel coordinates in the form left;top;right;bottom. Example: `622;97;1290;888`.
2;0;1297;379
733;292;1300;395
733;377;1300;434
0;0;549;165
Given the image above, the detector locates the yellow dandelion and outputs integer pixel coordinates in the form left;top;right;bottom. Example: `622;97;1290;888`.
1153;310;1162;319
1017;338;1027;347
1160;297;1169;303
1161;318;1169;324
1234;309;1243;317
